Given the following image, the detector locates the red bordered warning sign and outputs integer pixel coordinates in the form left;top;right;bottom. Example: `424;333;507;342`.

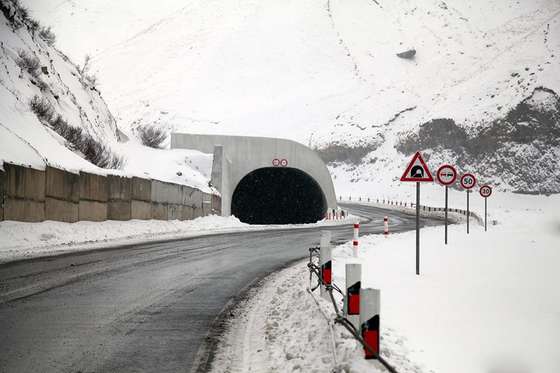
436;164;457;186
400;152;434;182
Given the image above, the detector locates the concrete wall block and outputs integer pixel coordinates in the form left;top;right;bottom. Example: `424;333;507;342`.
151;203;168;220
181;205;194;221
5;163;46;201
108;200;132;221
0;168;5;221
45;197;79;222
131;177;151;201
211;194;221;216
45;166;79;202
181;185;196;205
4;198;45;222
151;181;182;204
79;172;108;202
167;204;182;220
79;200;107;221
193;207;204;219
131;200;151;220
108;175;132;201
190;189;203;209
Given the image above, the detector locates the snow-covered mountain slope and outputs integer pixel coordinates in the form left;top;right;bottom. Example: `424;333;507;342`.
0;1;213;192
23;0;560;193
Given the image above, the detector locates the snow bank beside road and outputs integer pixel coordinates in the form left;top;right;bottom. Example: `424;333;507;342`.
0;214;360;264
213;194;560;373
210;262;426;373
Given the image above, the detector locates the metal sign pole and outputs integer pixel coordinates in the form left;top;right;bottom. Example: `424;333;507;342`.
444;185;448;245
416;182;420;275
466;190;470;234
484;197;487;232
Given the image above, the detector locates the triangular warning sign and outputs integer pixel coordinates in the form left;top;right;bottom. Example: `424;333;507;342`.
400;152;434;182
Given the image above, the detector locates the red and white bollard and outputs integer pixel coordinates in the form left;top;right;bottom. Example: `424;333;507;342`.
360;288;381;359
320;231;332;300
345;263;361;330
384;216;389;235
352;222;360;257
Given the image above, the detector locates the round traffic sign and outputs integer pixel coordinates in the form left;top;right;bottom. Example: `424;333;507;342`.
460;173;477;190
280;159;288;167
479;185;492;198
436;164;457;186
272;158;280;166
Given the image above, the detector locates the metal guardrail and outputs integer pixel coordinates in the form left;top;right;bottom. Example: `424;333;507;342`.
307;247;398;373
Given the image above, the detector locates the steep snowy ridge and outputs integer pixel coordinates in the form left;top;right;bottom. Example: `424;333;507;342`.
0;0;214;192
16;0;560;193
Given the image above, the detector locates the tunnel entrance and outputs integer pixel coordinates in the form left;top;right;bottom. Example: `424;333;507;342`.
231;167;327;224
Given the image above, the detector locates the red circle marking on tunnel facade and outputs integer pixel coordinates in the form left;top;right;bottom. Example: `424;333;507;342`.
280;159;288;167
272;158;280;166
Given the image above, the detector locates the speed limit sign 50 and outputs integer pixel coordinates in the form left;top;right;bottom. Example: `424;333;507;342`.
479;185;492;198
460;173;476;190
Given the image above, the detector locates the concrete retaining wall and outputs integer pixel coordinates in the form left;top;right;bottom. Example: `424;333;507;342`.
108;175;132;220
45;166;79;222
0;162;219;223
3;164;45;222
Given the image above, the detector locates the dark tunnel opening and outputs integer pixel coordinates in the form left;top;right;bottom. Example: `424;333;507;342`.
231;167;328;225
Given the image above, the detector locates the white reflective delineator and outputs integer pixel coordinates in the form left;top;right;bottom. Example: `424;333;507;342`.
384;216;389;235
360;288;380;359
352;223;360;257
319;231;332;299
344;263;361;330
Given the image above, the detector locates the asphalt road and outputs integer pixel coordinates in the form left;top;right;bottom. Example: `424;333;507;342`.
0;204;441;373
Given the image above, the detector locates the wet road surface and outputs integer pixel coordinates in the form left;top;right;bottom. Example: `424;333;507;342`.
0;204;441;372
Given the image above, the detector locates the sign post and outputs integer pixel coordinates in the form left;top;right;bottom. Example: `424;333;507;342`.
460;173;477;234
400;152;433;275
479;185;492;231
436;165;458;244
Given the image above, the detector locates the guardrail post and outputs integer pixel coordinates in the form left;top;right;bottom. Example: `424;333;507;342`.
345;263;361;330
360;288;381;360
320;231;332;300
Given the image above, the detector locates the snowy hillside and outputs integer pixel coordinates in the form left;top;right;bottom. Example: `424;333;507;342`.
0;0;213;192
21;0;560;193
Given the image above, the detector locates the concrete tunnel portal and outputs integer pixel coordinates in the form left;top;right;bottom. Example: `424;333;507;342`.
231;167;327;224
170;134;337;225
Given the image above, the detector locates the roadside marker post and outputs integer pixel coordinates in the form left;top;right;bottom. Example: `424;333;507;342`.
319;231;332;300
400;151;434;275
383;216;389;235
352;223;360;257
360;288;380;359
436;164;458;244
345;263;362;330
460;173;477;234
479;185;493;231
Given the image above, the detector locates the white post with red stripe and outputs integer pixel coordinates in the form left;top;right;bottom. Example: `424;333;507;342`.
344;263;361;330
320;231;332;300
383;216;389;235
360;288;381;359
352;222;360;257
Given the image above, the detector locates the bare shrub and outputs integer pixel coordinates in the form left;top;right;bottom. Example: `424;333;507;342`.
30;102;123;169
17;50;40;78
78;54;98;87
29;95;54;122
1;0;30;28
138;125;167;148
39;26;56;46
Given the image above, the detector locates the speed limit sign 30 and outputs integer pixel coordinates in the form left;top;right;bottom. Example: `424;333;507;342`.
460;173;476;190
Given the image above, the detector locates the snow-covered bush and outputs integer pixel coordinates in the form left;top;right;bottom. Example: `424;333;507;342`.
38;26;56;46
16;50;40;78
138;125;167;148
29;95;54;122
